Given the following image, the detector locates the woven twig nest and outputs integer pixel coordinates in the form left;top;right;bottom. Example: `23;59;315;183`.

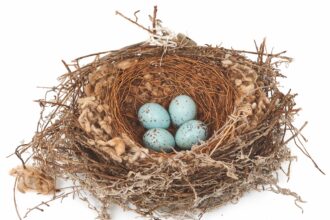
12;11;315;218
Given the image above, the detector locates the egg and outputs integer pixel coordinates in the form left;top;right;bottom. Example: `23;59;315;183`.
169;95;197;127
143;128;175;152
138;103;171;129
175;120;208;150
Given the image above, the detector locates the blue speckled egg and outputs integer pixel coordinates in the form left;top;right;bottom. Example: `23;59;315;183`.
175;120;208;150
169;95;197;127
138;103;170;129
143;128;175;152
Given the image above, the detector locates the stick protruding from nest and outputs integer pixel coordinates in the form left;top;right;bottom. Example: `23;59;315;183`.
116;6;196;47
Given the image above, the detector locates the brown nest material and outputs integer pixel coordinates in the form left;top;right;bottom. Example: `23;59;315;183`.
12;30;322;219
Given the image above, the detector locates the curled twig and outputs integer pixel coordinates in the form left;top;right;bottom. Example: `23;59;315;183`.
116;10;152;34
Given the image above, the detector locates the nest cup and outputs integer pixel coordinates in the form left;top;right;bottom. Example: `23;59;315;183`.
108;52;235;151
14;37;301;219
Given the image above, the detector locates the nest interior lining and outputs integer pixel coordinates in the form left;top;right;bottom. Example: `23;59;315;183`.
109;55;236;149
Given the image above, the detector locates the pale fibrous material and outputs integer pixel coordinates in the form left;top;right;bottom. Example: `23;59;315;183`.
12;7;322;220
10;166;55;195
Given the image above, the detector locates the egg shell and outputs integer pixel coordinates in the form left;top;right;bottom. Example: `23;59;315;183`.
143;128;175;152
175;120;208;150
138;103;171;129
169;95;197;127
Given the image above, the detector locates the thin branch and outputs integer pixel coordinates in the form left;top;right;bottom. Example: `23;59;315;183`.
15;144;27;168
258;38;266;65
74;50;113;63
13;178;23;220
234;49;293;61
152;6;158;34
286;121;325;175
61;60;72;73
34;99;70;108
284;121;308;145
24;191;75;218
115;10;152;34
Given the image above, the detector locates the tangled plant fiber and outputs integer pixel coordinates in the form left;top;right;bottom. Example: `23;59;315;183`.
12;7;323;220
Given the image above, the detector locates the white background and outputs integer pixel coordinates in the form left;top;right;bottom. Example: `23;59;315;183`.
1;0;329;219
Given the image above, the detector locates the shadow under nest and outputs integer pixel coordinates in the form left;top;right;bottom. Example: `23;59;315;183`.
15;42;301;219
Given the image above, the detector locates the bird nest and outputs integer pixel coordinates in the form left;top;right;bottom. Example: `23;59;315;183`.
12;18;317;218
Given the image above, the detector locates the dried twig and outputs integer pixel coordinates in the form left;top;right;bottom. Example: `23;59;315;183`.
13;178;23;220
152;6;158;34
24;191;75;218
115;10;152;34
